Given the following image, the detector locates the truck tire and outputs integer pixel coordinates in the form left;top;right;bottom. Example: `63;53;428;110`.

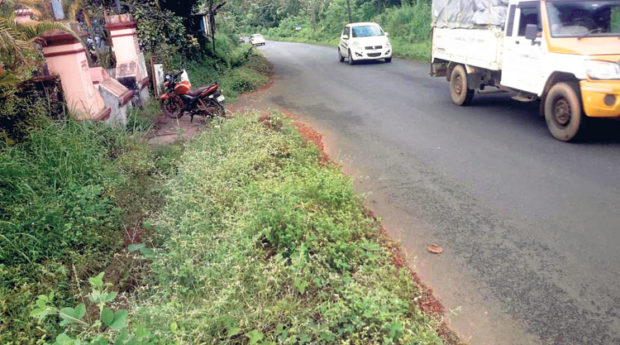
450;65;474;106
544;82;587;142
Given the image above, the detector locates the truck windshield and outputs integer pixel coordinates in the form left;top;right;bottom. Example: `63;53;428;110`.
352;25;384;38
547;1;620;37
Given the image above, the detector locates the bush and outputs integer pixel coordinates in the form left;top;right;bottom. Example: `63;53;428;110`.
377;2;432;42
0;88;61;145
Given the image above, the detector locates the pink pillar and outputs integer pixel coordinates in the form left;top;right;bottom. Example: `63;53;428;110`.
42;30;110;120
105;14;149;90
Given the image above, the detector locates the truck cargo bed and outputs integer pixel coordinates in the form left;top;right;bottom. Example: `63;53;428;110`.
432;27;504;71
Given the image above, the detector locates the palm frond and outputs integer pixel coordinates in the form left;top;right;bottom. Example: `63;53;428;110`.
0;17;28;56
0;17;76;88
0;71;20;88
20;21;75;40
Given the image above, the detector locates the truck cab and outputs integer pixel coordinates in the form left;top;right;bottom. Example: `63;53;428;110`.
431;0;620;141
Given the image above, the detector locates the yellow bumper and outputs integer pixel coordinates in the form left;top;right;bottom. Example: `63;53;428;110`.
580;80;620;118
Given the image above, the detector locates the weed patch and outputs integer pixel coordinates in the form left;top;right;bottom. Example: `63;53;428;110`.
0;105;182;343
130;114;445;344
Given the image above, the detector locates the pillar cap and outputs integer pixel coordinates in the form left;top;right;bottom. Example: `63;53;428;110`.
104;14;137;30
40;23;87;46
14;8;34;17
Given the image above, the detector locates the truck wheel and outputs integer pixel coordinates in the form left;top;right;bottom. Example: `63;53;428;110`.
544;82;587;142
450;65;474;106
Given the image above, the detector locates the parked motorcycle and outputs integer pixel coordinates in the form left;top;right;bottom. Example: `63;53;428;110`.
159;71;226;122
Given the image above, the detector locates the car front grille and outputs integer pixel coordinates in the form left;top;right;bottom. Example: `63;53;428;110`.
365;46;383;50
367;53;381;57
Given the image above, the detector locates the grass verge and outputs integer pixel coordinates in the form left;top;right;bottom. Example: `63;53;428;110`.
129;113;446;344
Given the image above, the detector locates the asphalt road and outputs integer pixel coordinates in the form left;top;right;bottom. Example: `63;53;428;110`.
255;41;620;345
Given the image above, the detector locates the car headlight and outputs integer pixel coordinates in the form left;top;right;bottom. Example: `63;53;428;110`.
585;60;620;80
352;41;361;49
385;41;391;48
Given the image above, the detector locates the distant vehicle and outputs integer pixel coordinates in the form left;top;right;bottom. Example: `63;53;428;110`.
295;25;302;31
338;22;392;65
430;0;620;142
250;34;266;46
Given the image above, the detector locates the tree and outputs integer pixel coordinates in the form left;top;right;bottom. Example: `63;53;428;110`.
202;0;227;52
346;0;351;22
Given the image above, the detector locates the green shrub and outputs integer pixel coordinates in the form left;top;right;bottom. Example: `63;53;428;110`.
0;89;58;145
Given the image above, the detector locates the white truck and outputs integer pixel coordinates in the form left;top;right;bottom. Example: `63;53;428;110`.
431;0;620;141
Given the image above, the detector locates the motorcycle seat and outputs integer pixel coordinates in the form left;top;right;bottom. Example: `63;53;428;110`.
188;83;216;97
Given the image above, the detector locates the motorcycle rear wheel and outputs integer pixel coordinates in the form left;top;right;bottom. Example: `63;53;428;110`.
202;98;226;118
161;98;183;119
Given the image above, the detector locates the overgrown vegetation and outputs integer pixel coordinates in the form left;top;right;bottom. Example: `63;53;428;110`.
0;104;182;344
120;114;444;344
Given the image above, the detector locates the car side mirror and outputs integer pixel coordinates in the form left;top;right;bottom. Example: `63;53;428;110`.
525;24;538;41
342;34;349;40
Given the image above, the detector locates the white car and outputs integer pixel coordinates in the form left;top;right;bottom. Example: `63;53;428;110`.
338;22;392;65
250;34;265;46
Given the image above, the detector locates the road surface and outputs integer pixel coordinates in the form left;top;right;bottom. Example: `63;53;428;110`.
253;41;620;345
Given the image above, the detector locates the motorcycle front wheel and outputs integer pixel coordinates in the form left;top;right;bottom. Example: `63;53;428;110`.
160;98;183;119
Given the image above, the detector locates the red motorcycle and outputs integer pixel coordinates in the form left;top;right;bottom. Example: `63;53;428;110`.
159;71;226;121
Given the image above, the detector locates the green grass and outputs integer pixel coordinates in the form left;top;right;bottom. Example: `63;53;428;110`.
129;114;445;344
0;105;181;344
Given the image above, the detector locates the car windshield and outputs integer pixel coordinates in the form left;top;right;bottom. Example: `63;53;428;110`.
351;25;384;38
547;1;620;37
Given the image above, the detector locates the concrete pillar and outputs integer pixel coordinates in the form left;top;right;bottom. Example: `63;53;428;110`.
105;14;150;104
50;0;65;20
90;67;134;127
42;28;110;120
